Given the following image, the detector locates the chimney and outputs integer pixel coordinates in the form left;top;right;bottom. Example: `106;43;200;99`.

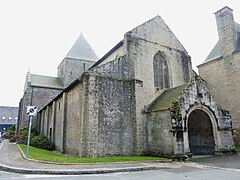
215;6;236;57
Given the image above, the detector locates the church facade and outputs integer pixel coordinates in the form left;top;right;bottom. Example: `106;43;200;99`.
37;14;234;158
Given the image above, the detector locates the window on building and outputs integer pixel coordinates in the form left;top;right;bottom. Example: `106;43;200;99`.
83;63;86;71
153;51;170;89
236;31;240;51
8;117;12;120
15;117;18;121
2;117;5;120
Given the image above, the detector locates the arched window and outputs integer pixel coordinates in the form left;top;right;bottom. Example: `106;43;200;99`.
153;51;170;89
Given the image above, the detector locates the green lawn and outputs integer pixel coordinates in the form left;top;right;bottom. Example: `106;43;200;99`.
236;144;240;152
19;144;168;163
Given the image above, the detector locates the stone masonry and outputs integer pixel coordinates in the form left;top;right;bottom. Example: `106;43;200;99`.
37;12;235;158
198;6;240;143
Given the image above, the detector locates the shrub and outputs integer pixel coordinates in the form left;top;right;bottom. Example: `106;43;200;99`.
17;133;28;144
4;125;16;139
9;135;19;142
20;126;38;137
17;126;39;144
30;135;55;151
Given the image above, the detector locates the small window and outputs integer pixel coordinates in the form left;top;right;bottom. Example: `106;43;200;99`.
236;32;240;51
15;117;18;120
83;63;86;71
8;117;12;120
59;102;61;110
2;117;5;120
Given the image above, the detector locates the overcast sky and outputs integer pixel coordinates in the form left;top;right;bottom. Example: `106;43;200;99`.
0;0;240;107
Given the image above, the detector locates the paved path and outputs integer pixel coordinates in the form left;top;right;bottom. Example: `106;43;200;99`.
189;154;240;171
0;140;180;174
1;140;239;175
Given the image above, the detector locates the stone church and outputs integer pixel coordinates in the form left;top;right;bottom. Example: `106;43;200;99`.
32;9;235;158
17;34;98;133
198;6;240;144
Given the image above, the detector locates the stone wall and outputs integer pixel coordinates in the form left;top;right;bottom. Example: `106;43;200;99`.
93;55;131;80
17;86;32;132
65;83;85;156
57;58;95;87
92;55;146;156
124;16;192;110
198;53;240;143
52;96;64;152
38;69;137;157
92;75;134;157
146;111;173;155
18;86;61;133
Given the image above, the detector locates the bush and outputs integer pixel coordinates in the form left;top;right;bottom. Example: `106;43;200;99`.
30;135;55;151
4;125;16;139
20;126;38;137
17;126;39;144
17;133;28;144
9;135;19;142
12;126;54;151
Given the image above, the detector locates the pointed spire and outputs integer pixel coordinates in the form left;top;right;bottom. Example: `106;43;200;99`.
66;33;98;61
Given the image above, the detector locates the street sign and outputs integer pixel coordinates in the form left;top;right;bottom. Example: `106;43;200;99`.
27;106;37;116
26;105;37;160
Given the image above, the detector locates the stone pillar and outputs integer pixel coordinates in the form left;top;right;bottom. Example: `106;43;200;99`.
62;93;68;154
52;101;56;143
132;80;146;154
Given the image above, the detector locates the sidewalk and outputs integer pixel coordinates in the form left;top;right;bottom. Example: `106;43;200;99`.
0;140;181;175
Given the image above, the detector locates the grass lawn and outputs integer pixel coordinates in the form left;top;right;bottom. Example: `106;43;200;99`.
19;144;169;163
236;144;240;152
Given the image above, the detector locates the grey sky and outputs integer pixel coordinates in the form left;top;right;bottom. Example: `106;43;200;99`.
0;0;239;107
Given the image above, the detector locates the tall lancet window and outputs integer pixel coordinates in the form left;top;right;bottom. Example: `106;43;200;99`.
153;51;170;89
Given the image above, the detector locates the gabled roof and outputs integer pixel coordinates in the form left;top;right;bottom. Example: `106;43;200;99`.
66;33;98;61
30;74;64;89
90;40;124;69
146;84;187;112
203;41;221;63
202;23;240;64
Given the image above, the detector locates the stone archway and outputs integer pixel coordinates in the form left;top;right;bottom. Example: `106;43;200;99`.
188;109;215;155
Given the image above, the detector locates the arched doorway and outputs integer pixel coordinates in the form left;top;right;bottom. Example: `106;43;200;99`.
188;109;215;155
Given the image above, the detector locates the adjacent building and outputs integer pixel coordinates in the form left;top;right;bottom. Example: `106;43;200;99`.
198;6;240;143
0;106;18;133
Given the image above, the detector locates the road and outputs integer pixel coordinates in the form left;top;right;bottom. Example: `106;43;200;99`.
0;166;240;180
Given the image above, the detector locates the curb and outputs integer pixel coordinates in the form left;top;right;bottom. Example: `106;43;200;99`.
16;143;173;165
0;163;172;175
0;141;181;175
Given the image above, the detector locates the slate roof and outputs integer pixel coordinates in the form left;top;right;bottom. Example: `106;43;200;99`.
202;23;240;64
90;41;124;69
146;84;186;112
66;33;98;61
0;106;18;125
31;74;64;89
